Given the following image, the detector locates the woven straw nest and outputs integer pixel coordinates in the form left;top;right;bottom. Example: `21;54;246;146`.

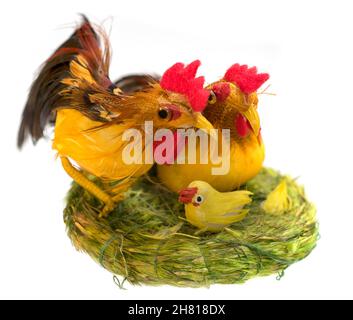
64;168;318;287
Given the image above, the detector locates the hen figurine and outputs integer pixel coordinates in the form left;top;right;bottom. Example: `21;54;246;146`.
157;64;269;192
17;17;213;216
179;181;252;232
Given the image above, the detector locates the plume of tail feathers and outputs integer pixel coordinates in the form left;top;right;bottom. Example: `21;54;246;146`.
17;16;113;148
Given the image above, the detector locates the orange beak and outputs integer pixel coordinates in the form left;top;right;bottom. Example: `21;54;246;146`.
242;104;260;137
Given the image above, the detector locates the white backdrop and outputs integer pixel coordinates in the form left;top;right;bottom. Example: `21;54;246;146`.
0;0;352;299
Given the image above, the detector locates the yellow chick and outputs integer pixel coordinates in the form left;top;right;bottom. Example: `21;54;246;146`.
178;181;252;232
262;180;292;215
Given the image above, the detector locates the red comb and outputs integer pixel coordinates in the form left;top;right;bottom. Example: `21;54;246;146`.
160;60;209;112
224;64;269;94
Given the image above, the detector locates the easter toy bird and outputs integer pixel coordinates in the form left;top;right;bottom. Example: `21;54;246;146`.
17;17;213;216
158;64;269;193
179;181;252;232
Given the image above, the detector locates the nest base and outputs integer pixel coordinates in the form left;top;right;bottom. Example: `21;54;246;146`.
64;168;318;287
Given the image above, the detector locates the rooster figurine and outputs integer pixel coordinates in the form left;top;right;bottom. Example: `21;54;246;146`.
157;64;269;192
17;17;213;216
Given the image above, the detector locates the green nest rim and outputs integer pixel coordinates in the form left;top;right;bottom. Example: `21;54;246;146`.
64;168;318;287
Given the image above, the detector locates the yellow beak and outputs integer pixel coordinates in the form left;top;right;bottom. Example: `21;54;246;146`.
242;105;260;136
194;113;214;131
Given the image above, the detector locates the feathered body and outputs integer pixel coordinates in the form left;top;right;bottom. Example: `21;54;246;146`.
157;65;269;192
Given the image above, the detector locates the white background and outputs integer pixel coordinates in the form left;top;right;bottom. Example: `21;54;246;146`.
0;0;352;300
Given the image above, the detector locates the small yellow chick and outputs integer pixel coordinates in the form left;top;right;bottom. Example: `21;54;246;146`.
262;180;292;215
178;181;252;232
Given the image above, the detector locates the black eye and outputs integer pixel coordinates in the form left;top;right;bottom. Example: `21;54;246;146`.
195;195;204;204
208;91;217;104
158;108;170;120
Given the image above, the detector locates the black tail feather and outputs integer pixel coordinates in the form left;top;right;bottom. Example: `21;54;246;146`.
17;17;99;148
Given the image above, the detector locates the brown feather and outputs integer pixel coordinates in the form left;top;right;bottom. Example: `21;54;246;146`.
17;15;112;148
114;74;160;93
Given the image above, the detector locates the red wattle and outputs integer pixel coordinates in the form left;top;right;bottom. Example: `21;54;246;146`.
166;104;182;120
153;131;186;164
235;114;251;137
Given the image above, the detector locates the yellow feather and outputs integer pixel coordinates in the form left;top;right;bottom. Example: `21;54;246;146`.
53;109;152;180
262;180;292;215
69;58;95;84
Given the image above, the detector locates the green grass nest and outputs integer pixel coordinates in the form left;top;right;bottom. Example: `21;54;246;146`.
64;168;318;287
